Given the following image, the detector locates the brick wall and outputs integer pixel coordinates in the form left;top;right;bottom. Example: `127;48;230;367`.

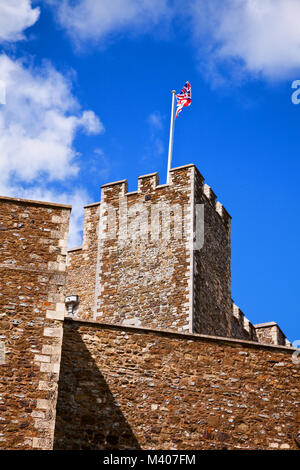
54;319;299;450
0;197;70;450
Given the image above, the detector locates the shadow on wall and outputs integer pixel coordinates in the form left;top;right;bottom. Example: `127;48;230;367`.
53;324;140;450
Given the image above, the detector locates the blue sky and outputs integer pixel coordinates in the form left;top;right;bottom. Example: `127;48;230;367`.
0;0;299;342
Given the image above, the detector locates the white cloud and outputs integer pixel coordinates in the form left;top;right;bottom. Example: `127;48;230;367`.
148;111;164;156
45;0;300;82
142;111;165;161
93;149;111;179
0;54;103;184
0;0;40;43
0;54;103;246
148;112;163;131
191;0;300;81
45;0;171;45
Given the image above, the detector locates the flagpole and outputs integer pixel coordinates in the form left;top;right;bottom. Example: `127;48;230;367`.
167;90;176;184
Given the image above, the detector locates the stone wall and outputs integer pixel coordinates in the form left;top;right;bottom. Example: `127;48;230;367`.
255;323;287;346
0;196;71;450
66;202;100;320
65;163;292;345
94;167;193;331
193;176;232;337
66;164;235;337
54;319;299;450
0;166;295;452
67;167;195;330
231;304;258;342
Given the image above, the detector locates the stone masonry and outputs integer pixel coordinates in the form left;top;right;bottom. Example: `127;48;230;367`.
67;165;233;336
66;163;290;346
0;163;298;450
0;196;71;450
53;320;299;450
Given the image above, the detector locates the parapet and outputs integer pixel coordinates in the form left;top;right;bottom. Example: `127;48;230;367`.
98;164;230;231
202;183;231;231
231;303;257;342
84;201;100;209
138;172;159;192
203;184;217;207
0;195;72;210
100;165;195;201
68;246;82;253
64;163;291;346
216;201;231;227
243;315;258;342
100;179;128;202
231;304;290;347
255;322;288;347
0;196;71;270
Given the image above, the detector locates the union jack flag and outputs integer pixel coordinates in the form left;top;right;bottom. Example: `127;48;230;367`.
176;81;191;118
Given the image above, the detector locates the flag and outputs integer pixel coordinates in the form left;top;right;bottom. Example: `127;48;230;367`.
176;81;191;118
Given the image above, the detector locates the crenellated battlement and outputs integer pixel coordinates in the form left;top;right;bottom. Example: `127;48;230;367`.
97;165;231;233
203;184;217;206
138;172;159;192
202;184;231;230
100;178;128;202
255;322;289;347
231;303;257;342
66;164;234;336
100;165;195;200
65;163;290;346
215;201;231;229
1;165;295;452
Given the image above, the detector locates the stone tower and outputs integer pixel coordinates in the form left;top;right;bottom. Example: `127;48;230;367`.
1;165;295;451
67;164;233;337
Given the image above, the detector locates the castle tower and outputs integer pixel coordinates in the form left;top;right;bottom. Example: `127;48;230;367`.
67;164;232;337
1;171;294;451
